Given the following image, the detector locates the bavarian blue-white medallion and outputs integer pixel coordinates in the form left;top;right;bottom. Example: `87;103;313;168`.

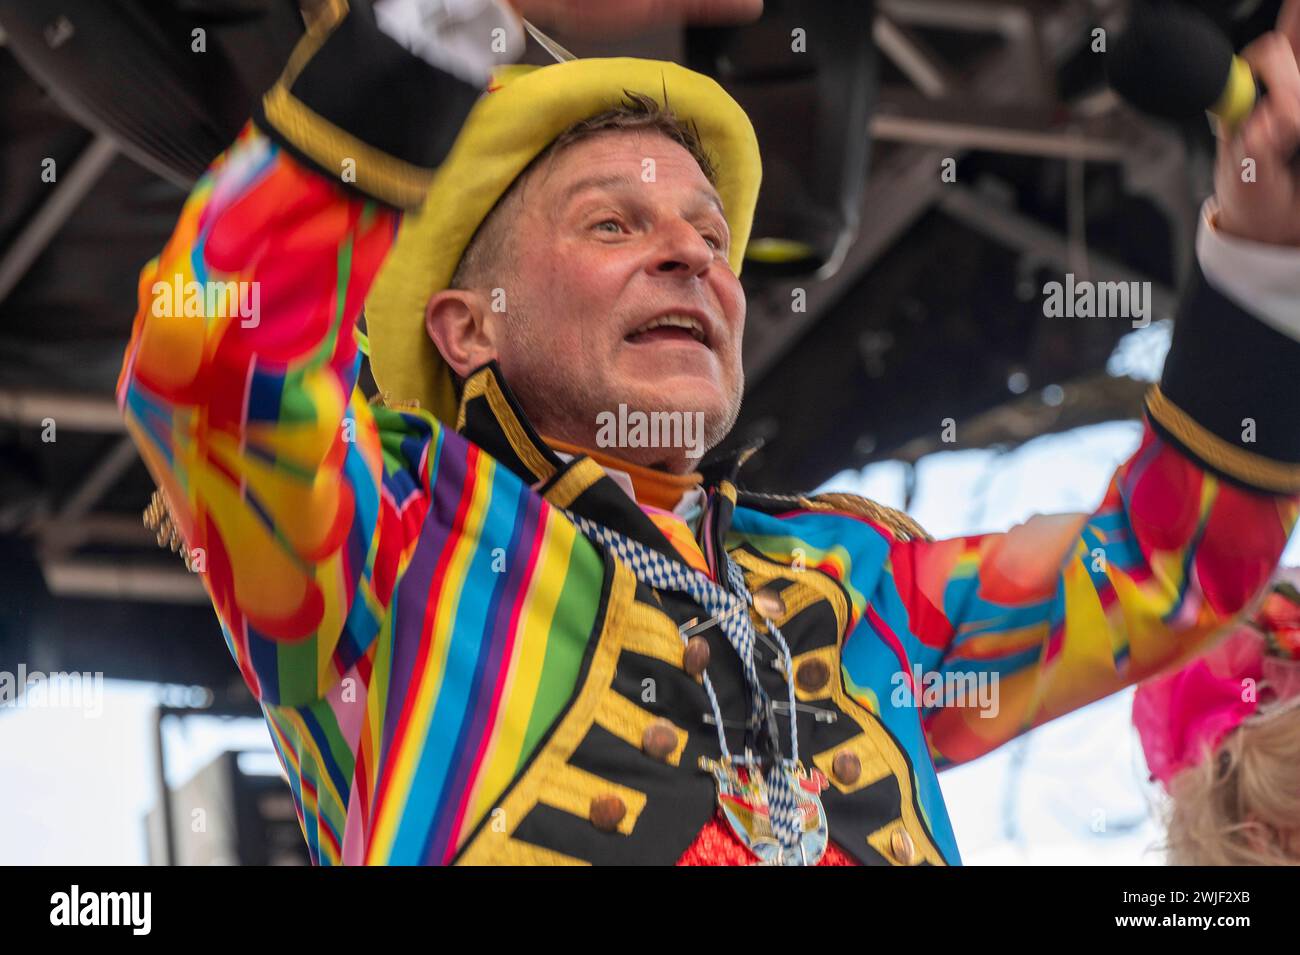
704;758;829;866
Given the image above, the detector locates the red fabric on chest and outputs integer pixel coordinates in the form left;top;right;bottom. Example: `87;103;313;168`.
675;813;859;866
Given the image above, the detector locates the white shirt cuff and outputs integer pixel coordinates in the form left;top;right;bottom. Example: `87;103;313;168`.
1195;197;1300;342
374;0;525;87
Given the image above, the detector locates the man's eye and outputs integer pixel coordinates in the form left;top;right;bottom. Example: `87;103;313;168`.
593;219;623;234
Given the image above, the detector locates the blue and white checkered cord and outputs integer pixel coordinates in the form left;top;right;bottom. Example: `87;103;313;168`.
564;510;805;850
723;556;803;848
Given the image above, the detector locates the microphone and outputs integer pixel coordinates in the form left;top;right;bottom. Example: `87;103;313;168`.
1107;2;1259;129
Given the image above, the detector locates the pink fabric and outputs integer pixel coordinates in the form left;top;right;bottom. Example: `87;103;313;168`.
1132;628;1263;787
1263;655;1300;705
1133;571;1300;788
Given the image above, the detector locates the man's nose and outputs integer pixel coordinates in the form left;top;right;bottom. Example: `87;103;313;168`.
648;218;715;279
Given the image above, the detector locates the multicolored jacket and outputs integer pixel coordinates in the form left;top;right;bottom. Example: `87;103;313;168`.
117;9;1300;865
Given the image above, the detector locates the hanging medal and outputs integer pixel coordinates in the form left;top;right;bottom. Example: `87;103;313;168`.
702;756;830;866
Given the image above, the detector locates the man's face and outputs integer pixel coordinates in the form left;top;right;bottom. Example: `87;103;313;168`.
473;129;747;470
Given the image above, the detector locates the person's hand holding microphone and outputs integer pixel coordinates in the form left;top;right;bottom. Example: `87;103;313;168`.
1214;0;1300;247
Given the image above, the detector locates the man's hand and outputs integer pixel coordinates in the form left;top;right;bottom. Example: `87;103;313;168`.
508;0;763;39
1215;0;1300;247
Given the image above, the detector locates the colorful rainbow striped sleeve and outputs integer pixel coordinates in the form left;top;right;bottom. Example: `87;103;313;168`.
116;123;412;708
877;422;1300;767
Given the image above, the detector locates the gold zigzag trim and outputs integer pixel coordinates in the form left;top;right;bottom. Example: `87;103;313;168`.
593;692;687;768
457;564;642;864
730;548;849;639
811;733;891;797
260;84;434;210
1145;385;1300;494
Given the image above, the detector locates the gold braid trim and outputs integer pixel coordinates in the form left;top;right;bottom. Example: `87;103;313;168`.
799;492;933;542
1145;385;1300;494
544;457;606;510
456;371;557;482
260;0;430;212
260;84;434;210
281;0;348;88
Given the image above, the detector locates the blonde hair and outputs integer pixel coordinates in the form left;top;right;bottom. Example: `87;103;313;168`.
1160;706;1300;865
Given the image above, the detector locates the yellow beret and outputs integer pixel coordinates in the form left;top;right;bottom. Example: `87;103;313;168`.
363;57;762;426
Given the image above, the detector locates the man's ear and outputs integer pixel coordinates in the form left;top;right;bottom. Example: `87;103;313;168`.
425;289;497;378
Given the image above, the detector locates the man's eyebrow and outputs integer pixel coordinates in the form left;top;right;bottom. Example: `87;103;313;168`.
694;188;726;220
560;175;727;220
559;173;639;206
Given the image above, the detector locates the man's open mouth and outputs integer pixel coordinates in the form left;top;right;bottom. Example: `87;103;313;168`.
624;313;709;347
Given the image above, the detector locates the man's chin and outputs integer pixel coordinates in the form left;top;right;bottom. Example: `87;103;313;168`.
616;383;730;425
590;381;737;470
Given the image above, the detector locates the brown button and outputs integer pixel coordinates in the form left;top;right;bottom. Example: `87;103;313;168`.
683;635;711;676
795;658;831;693
641;720;678;761
752;585;787;620
590;795;626;832
832;749;861;786
890;828;916;865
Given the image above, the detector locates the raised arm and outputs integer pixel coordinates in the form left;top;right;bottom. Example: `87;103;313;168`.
116;1;489;706
882;1;1300;766
875;235;1300;767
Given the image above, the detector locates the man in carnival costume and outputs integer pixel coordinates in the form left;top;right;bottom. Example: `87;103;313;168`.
121;0;1300;864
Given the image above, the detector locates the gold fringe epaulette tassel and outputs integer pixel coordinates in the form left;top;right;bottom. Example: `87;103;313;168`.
799;492;933;543
143;487;196;571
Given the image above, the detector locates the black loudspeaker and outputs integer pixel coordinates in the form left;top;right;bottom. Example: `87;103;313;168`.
686;0;878;279
0;0;306;187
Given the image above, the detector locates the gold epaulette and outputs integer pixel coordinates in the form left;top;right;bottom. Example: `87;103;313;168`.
143;487;197;571
798;492;933;542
